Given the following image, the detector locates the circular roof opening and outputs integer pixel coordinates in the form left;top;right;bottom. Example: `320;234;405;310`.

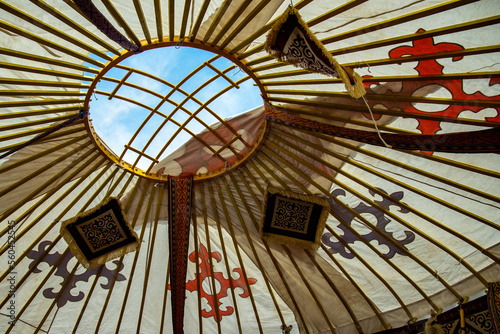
85;43;266;180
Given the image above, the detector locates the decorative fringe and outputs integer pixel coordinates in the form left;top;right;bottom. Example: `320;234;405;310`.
60;197;140;269
267;186;330;206
265;6;365;99
259;187;330;250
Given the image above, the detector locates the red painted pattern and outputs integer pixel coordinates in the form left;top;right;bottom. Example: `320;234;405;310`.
169;243;257;322
364;29;500;136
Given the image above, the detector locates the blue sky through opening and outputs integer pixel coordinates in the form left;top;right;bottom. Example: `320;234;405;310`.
85;46;262;170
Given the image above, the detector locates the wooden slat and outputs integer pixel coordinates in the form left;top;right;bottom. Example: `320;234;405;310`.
207;180;243;334
124;144;159;164
225;173;286;326
210;0;253;47
0;98;84;109
199;182;223;334
136;185;163;333
133;0;151;44
0;78;90;89
205;62;240;88
307;0;368;27
267;134;492;287
0;61;93;81
189;0;211;41
114;181;155;333
218;0;272;50
154;0;163;41
32;0;121;55
0;47;99;73
320;243;390;329
292;126;500;257
239;164;310;331
0;112;81;132
201;0;233;44
267;97;500;129
261;72;500;86
0;20;104;67
179;0;192;40
108;69;133;100
330;15;500;57
214;178;263;333
267;88;500;108
0;90;86;97
169;0;175;41
0;2;112;61
230;0;314;55
101;0;142;47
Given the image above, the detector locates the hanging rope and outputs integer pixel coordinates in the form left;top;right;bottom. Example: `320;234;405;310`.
355;83;392;149
0;109;89;161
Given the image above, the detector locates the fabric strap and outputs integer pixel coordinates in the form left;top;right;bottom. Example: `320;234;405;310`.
0;109;88;160
265;104;500;153
72;0;140;52
168;176;194;334
488;282;500;334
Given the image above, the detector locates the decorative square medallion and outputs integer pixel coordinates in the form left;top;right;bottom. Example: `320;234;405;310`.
60;197;140;268
260;187;330;250
270;195;313;234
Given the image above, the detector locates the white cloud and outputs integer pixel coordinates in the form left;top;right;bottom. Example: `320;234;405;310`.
89;46;263;170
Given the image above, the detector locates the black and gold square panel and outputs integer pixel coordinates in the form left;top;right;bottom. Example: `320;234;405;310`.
60;197;140;269
260;187;330;250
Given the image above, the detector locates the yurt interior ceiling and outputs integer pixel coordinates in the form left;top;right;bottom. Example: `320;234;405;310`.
0;0;499;333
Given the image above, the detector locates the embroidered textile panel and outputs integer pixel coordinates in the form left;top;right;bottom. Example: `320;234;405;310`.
60;197;140;269
169;176;194;334
260;187;329;250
